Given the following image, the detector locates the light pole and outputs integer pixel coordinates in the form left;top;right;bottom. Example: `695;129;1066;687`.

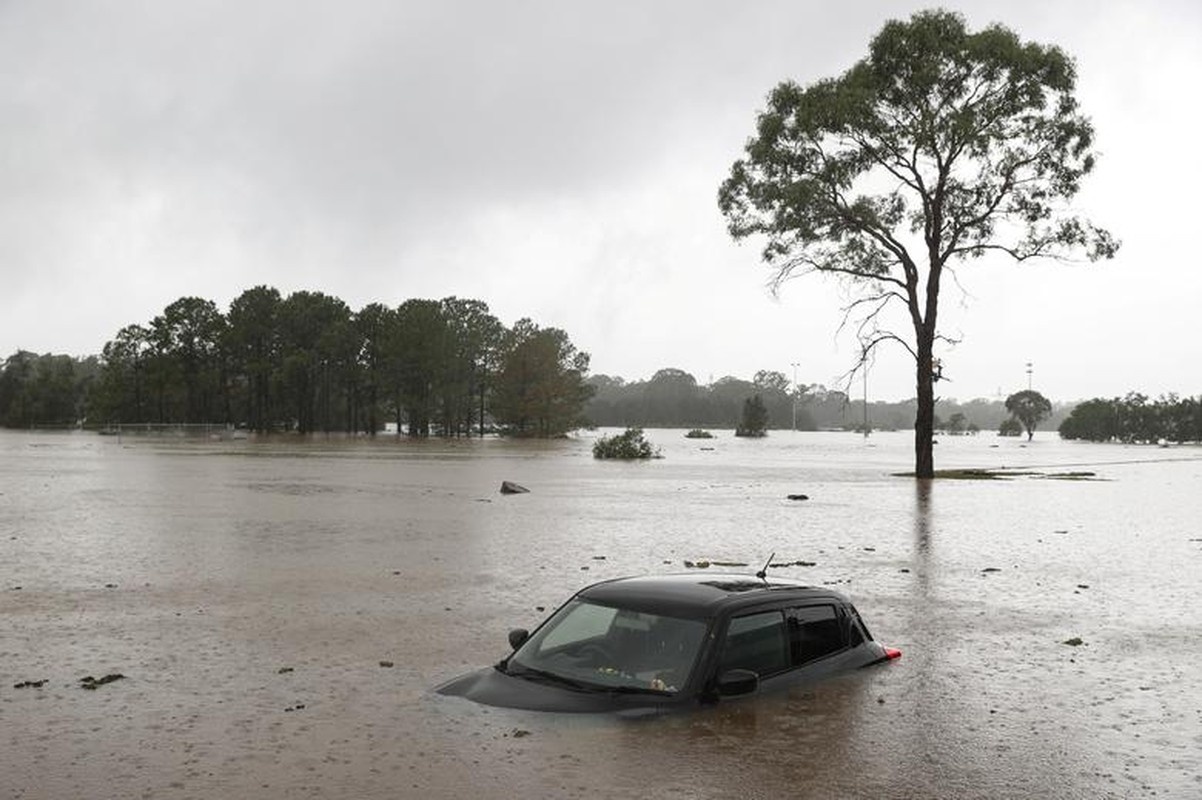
1026;362;1033;391
862;364;869;437
790;362;801;431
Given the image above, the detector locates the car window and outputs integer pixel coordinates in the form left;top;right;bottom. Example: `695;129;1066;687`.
787;605;845;664
538;601;618;651
512;600;706;693
717;610;789;677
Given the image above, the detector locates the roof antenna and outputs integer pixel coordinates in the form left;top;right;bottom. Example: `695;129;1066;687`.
755;552;775;580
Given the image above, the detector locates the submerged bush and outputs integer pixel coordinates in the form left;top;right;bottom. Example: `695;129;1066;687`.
684;429;714;439
593;427;658;459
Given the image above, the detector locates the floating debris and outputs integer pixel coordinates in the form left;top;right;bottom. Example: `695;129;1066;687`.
80;673;125;690
379;660;394;668
982;567;1002;573
14;679;47;689
277;667;294;674
786;494;809;501
499;481;529;495
1062;637;1085;647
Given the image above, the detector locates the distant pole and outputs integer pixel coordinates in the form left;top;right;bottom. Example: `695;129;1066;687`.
863;365;869;437
790;362;800;430
1026;362;1033;391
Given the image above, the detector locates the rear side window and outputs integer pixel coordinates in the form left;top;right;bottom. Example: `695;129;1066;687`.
787;605;845;664
717;610;789;676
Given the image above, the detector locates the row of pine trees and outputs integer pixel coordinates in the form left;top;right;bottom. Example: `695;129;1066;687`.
2;287;594;436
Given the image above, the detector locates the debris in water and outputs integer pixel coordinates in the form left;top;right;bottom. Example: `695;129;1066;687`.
14;679;47;689
80;673;125;690
379;660;394;668
1062;637;1084;647
277;667;294;674
982;567;1002;573
786;494;809;501
499;481;529;495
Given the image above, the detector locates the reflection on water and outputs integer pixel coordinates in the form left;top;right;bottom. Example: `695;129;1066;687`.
2;429;1200;798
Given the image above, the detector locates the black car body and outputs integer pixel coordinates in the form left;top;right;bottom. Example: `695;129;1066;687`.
435;573;900;714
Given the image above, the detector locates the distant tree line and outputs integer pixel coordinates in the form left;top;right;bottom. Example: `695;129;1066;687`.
0;352;101;428
0;287;594;437
584;368;1073;434
1059;393;1202;443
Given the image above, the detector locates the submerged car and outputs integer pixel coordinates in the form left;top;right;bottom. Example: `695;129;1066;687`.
435;573;900;714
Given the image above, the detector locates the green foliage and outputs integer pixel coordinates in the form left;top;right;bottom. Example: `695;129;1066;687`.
1005;390;1053;440
718;9;1115;477
63;288;581;438
587;369;818;430
0;351;98;427
593;427;657;460
946;412;967;435
1059;393;1202;443
998;417;1024;437
735;394;769;437
490;319;594;437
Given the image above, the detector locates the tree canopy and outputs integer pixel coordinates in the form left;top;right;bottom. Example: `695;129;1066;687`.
719;9;1116;477
1004;389;1052;440
735;394;769;438
1059;393;1202;444
81;288;591;437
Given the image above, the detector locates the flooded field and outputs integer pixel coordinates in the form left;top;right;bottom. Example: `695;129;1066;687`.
2;428;1200;799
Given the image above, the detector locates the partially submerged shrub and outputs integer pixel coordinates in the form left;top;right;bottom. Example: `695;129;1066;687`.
593;427;658;459
684;429;714;439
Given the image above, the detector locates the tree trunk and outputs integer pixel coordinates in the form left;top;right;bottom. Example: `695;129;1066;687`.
914;341;935;479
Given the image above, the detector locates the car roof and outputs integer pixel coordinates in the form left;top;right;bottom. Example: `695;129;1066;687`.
575;573;848;619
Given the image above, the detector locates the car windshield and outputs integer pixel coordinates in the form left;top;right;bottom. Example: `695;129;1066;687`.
508;600;707;694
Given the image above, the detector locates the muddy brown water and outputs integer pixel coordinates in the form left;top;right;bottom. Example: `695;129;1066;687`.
2;429;1199;799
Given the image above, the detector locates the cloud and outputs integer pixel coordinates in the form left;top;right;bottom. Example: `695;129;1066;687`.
1;1;1199;399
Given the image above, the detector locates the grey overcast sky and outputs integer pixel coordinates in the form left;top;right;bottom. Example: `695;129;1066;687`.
2;0;1199;401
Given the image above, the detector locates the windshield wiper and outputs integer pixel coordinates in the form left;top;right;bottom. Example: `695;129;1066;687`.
505;665;604;693
605;685;671;696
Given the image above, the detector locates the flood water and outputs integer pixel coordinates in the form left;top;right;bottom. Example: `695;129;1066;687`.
2;428;1200;799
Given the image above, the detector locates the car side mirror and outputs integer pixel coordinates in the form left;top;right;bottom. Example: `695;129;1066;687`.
508;628;530;650
716;668;759;697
